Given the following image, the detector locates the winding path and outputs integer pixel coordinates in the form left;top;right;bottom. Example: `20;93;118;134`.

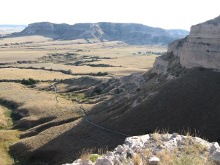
78;105;130;137
52;82;129;137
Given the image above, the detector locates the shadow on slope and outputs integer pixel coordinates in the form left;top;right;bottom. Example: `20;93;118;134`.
10;68;220;165
97;68;220;142
11;118;125;165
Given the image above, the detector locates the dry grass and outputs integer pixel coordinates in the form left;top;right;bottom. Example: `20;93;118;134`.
153;146;215;165
0;106;20;165
0;106;12;129
0;130;20;165
132;153;143;165
0;101;20;165
79;147;108;160
0;36;166;77
172;154;212;165
139;130;217;165
0;68;74;80
77;147;109;164
152;132;160;142
10;63;147;77
0;50;49;63
0;106;9;129
156;149;173;165
0;82;79;118
0;36;50;45
79;149;93;161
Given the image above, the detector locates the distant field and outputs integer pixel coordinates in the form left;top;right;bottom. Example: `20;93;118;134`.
0;36;166;78
0;50;49;63
0;36;51;44
0;68;74;80
10;63;146;77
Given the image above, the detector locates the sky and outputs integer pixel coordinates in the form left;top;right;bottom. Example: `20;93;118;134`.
0;0;219;30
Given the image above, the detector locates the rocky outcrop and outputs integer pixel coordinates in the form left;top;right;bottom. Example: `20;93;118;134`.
152;15;220;74
151;56;169;74
167;15;220;70
64;133;220;165
8;22;188;45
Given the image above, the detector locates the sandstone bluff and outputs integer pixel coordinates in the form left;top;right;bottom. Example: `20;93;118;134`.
7;22;188;45
154;15;220;73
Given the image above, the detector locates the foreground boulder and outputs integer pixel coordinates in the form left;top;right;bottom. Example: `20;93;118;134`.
64;133;220;165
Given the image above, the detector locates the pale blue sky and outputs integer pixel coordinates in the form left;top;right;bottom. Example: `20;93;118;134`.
1;0;219;30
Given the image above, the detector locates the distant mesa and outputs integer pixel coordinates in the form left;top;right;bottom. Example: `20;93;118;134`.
6;22;189;45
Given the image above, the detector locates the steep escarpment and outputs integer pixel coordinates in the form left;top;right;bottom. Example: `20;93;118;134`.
169;15;220;69
153;15;220;74
85;15;220;143
8;22;188;45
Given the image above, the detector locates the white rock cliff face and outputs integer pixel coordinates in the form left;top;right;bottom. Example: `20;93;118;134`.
169;15;220;70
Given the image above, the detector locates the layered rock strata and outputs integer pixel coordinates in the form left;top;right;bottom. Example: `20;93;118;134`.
152;15;220;74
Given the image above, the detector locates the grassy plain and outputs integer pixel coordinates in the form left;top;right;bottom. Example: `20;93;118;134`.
0;36;166;77
0;68;74;80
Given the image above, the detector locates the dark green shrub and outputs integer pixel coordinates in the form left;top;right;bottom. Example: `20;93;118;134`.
96;72;108;76
21;78;37;85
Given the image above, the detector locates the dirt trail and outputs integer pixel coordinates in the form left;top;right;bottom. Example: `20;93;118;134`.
78;105;130;137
